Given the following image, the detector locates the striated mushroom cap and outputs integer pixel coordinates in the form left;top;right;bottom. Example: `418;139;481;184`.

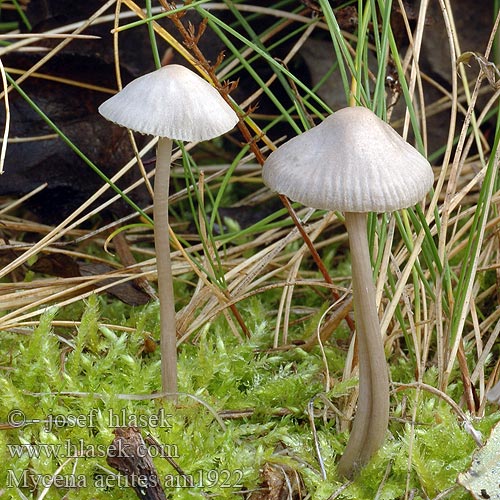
99;64;238;142
262;107;433;212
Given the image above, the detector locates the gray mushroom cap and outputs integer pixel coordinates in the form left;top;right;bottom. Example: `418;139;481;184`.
98;64;238;142
262;107;434;212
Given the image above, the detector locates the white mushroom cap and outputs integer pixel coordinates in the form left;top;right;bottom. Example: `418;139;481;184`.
263;107;433;212
98;64;238;142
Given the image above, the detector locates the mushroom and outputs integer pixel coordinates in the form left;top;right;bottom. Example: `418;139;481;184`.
487;380;500;404
262;106;433;477
99;64;238;400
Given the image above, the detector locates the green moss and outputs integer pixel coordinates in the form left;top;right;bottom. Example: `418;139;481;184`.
0;297;494;499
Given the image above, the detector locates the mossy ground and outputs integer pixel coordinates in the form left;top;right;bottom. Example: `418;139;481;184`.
1;293;496;499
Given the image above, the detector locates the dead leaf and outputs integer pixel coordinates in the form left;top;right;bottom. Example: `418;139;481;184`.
29;255;151;306
79;263;151;306
458;51;500;90
107;427;167;500
249;462;303;500
458;422;500;499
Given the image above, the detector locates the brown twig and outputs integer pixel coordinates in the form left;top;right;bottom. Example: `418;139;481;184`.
279;195;355;333
160;1;354;335
107;427;168;500
157;1;252;339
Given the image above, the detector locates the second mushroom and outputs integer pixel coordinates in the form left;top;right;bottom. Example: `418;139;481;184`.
99;64;238;400
262;106;433;478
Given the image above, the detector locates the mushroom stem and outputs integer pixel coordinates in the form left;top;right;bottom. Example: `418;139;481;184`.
337;212;390;478
153;137;178;401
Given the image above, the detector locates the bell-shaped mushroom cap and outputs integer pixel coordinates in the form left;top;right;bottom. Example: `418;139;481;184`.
263;107;433;212
99;64;238;142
